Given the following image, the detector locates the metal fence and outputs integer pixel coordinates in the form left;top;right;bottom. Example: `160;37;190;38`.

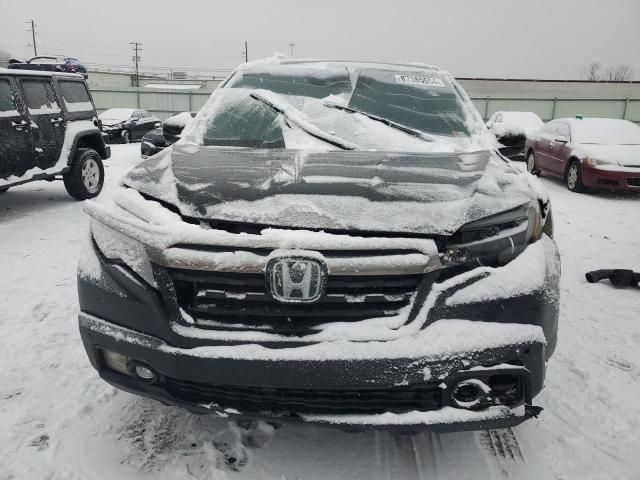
91;87;640;123
474;97;640;123
91;88;212;120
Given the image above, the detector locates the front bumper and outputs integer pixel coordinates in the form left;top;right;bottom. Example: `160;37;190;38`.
581;164;640;191
103;128;124;143
80;312;545;432
77;226;560;431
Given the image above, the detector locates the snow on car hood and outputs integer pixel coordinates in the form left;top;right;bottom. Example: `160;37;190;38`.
122;143;540;236
577;144;640;167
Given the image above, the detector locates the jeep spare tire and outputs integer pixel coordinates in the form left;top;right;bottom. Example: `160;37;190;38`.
63;148;105;200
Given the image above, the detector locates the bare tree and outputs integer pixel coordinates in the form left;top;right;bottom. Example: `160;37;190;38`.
0;48;12;68
604;64;634;82
581;62;603;81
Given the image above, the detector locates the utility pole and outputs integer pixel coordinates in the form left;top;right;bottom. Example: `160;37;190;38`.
130;42;142;87
27;20;38;56
244;40;248;63
288;42;295;57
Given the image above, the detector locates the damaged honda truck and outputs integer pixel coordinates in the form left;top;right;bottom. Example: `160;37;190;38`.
77;59;560;432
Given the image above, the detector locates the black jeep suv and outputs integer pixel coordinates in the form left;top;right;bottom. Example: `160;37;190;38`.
0;68;110;199
78;60;560;432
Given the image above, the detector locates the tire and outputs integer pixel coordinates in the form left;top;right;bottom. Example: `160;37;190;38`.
526;151;540;176
566;160;585;193
122;130;132;144
63;148;105;200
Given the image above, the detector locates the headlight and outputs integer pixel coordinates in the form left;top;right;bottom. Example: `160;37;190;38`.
90;219;156;286
443;203;543;268
585;157;620;166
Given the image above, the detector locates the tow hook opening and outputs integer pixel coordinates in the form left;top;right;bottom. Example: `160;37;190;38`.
450;379;493;410
449;370;528;411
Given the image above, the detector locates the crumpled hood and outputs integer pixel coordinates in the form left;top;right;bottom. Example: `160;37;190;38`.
122;143;539;235
577;144;640;167
101;119;124;127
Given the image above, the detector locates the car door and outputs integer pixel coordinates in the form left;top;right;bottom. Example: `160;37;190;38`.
532;122;557;172
0;76;35;180
19;77;64;170
547;122;571;175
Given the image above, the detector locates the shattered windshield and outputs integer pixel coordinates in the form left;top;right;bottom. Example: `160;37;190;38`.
192;65;476;150
227;64;353;98
348;69;470;137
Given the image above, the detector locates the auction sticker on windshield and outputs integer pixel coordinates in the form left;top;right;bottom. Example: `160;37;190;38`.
395;74;446;88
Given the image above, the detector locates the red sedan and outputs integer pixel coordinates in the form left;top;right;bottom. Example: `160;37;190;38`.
525;118;640;192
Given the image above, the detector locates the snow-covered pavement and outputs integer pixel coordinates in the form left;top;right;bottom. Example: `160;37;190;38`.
1;145;639;479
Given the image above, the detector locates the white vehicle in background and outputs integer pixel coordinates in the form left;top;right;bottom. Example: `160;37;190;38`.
487;111;544;161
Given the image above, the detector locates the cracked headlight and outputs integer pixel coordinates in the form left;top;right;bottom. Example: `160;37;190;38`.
90;219;156;287
443;203;543;268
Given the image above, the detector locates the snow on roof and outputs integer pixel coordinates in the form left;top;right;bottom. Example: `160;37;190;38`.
491;111;544;136
163;111;195;128
236;55;442;74
144;83;202;90
0;67;82;78
564;118;640;144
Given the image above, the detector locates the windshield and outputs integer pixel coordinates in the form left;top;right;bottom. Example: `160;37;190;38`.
572;119;640;144
347;69;470;137
227;64;353;98
190;64;480;151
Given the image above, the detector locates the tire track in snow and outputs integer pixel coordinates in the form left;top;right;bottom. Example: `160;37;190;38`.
480;428;524;462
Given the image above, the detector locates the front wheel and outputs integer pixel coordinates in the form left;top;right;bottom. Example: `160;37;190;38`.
526;151;540;175
63;148;105;200
122;130;132;144
566;160;586;193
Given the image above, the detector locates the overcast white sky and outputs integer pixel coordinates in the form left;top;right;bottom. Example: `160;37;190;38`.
1;0;639;79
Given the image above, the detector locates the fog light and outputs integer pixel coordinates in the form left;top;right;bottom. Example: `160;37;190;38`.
450;379;493;410
134;364;156;382
103;350;129;375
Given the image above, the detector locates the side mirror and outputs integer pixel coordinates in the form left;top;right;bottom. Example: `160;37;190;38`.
554;135;569;144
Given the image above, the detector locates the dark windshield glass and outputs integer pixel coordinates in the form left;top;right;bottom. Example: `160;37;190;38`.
348;69;470;137
201;91;285;148
229;64;352;99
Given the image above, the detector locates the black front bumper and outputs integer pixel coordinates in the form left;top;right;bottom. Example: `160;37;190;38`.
76;234;558;431
79;312;545;432
104;128;124;143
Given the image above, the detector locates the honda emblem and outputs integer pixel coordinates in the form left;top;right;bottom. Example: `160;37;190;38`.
266;256;327;303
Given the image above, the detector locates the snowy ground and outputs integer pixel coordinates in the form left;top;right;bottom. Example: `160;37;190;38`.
1;144;639;480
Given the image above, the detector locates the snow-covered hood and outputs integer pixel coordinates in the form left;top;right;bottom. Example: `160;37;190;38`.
122;144;541;236
576;144;640;167
101;118;126;127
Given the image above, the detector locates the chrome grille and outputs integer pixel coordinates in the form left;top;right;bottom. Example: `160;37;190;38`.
169;269;423;334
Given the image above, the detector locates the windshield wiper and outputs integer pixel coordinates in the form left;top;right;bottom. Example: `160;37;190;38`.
323;101;445;144
250;91;359;151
